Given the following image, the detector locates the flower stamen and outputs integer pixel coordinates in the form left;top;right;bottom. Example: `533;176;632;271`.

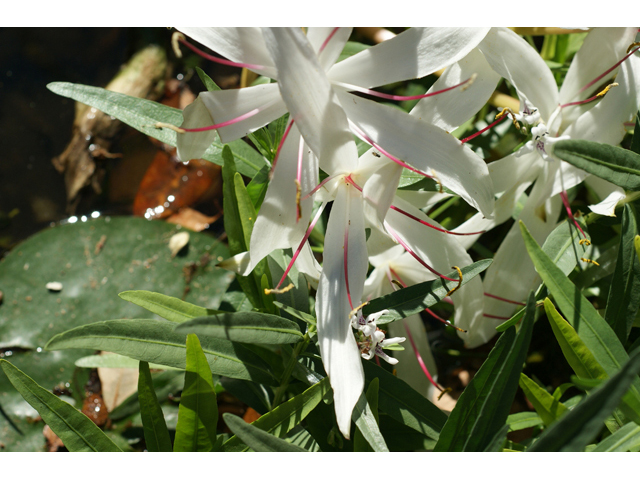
172;31;266;71
560;83;619;109
581;258;600;266
318;28;340;54
403;321;442;392
460;111;511;144
446;266;463;297
484;292;526;306
577;43;640;96
269;118;295;177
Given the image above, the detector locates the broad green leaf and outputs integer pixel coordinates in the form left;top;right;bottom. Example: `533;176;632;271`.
362;259;492;323
45;318;276;385
593;421;640;452
353;378;388;452
246;164;270;211
519;372;568;426
541;216;590;276
544;298;608;380
174;311;303;344
0;360;121;452
222;377;330;452
273;302;317;326
118;290;220;323
174;334;218;452
283;425;321;452
506;411;543;432
75;352;181;371
434;291;535;452
138;361;172;452
605;205;640;342
528;349;640;452
552;139;640;191
636;235;640;265
223;413;307;452
483;424;510;452
363;360;447;440
520;221;639;387
46;82;267;178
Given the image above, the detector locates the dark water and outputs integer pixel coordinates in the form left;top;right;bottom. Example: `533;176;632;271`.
0;28;168;256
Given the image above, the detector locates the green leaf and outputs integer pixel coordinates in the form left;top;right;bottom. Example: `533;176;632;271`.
45;318;276;385
593;421;640;452
552;139;640;191
75;352;180;371
483;424;510;452
528;349;640;452
353;378;388;452
222;378;330;452
506;411;543;432
246;164;270;211
138;361;172;452
605;204;640;342
0;360;121;452
363;360;447;440
519;373;568;426
174;311;303;344
362;259;492;323
630;111;640;155
119;290;219;323
174;334;218;452
434;291;536;452
544;298;608;380
195;66;221;92
223;413;307;452
46;82;266;178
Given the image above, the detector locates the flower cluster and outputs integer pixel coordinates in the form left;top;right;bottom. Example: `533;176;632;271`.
173;27;640;438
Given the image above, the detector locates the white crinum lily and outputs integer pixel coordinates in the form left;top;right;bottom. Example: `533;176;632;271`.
174;27;495;219
451;27;640;344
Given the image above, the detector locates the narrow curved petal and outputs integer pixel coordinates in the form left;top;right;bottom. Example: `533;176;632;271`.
562;54;640;145
262;27;359;174
177;96;218;162
337;89;494;217
559;27;637;105
478;27;558;121
247;126;318;271
307;27;352;72
489;149;542;194
316;185;368;439
384;197;485;348
177;27;278;79
356;149;404;227
411;48;501;133
198;83;287;144
328;27;490;89
586;175;625;216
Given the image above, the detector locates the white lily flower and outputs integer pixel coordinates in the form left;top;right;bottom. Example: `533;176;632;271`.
453;28;640;343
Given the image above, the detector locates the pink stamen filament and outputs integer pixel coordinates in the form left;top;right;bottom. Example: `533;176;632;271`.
385;223;457;282
336;76;474;102
296;137;305;222
483;313;511;320
178;36;265;71
578;46;640;96
484;292;526;306
560;89;614;109
403;320;442;392
181;107;262;133
389;205;485;236
302;174;338;201
270;118;294;174
274;203;326;290
348;121;434;179
319;28;340;54
460;114;509;144
559;190;587;238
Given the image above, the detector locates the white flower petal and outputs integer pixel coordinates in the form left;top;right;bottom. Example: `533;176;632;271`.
411;48;501;133
489;149;542;194
176;96;218;162
247;126;318;271
177;27;278;79
559;27;637;105
316;185;368;439
262;27;359;174
328;27;490;89
478;27;558;122
586;175;626;216
198;83;287;144
307;27;352;72
337;90;494;217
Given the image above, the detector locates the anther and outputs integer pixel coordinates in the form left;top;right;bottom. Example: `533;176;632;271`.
437;387;452;401
461;73;477;92
391;279;404;290
627;42;640;54
264;283;295;295
581;258;600;266
579;238;591;246
294;179;302;223
171;32;185;58
446;266;463;297
154;122;185;133
349;301;369;319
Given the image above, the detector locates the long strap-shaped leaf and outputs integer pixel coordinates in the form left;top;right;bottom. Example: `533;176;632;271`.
520;221;640;399
0;360;121;452
138;361;172;452
434;291;535;452
223;413;308;452
352;378;388;452
528;349;640;452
